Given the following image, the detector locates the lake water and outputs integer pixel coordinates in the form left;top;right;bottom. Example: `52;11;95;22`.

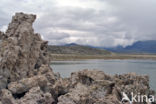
51;59;156;91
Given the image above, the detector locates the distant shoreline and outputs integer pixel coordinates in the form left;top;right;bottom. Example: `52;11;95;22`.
50;54;156;61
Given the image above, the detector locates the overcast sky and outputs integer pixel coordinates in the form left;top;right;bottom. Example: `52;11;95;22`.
0;0;156;47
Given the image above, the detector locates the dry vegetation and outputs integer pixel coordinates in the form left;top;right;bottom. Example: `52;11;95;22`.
50;54;156;61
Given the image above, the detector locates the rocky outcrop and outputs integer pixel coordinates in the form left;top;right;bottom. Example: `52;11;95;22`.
0;12;55;104
0;31;5;40
0;87;54;104
57;70;154;104
0;12;50;89
0;13;154;104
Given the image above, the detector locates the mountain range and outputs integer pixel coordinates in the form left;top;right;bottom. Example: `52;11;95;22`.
48;40;156;54
104;40;156;54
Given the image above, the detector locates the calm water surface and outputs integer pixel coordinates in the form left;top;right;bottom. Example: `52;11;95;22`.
51;59;156;91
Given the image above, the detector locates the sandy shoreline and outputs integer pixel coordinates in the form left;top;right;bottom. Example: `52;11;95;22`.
50;54;156;61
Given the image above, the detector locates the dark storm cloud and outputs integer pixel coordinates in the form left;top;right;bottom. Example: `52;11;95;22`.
0;0;156;47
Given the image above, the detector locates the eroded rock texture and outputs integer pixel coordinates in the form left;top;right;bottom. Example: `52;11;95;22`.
0;13;55;104
57;70;154;104
0;13;154;104
0;12;50;89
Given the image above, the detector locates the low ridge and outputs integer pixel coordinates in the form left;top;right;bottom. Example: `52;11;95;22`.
48;44;111;55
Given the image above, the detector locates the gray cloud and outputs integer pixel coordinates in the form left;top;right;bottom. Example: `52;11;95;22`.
0;0;156;47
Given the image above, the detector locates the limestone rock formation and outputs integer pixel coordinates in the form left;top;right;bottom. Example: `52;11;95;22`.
0;31;5;40
0;13;154;104
0;12;50;89
57;70;154;104
0;87;54;104
0;12;55;104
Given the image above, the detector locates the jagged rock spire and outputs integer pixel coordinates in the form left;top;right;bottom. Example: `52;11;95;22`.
0;12;50;89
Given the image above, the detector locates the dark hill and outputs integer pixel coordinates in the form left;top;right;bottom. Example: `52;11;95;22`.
104;40;156;54
48;44;111;55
